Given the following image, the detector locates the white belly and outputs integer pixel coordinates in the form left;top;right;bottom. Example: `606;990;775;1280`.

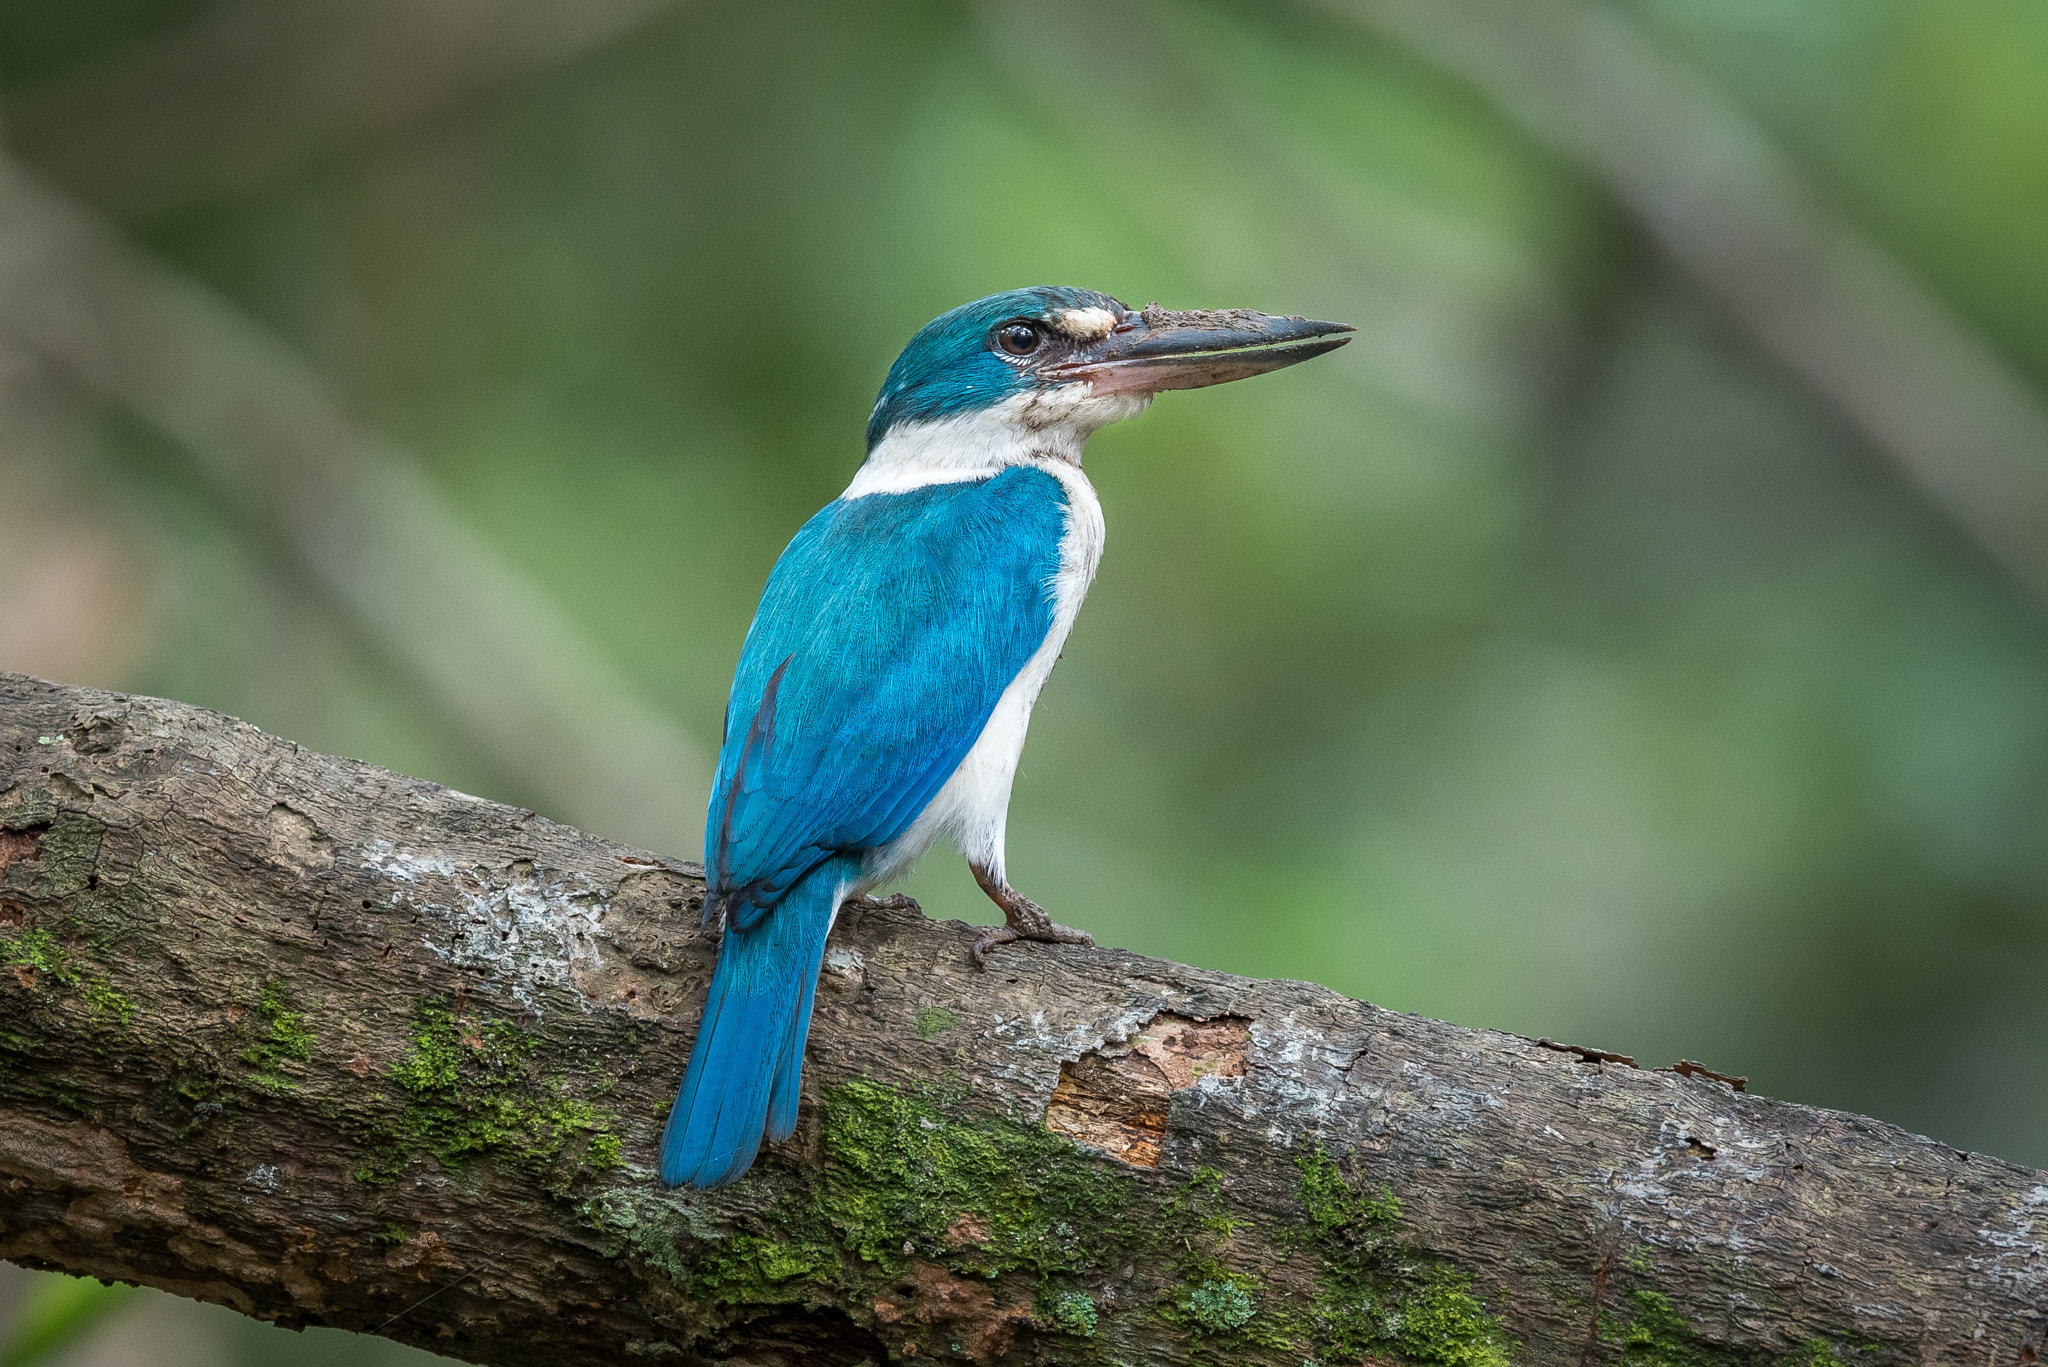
859;459;1104;890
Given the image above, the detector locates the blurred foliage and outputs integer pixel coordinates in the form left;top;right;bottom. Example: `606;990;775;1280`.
4;0;2048;1360
0;1274;134;1367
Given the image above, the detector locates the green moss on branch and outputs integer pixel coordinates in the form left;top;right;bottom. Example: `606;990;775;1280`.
1291;1145;1514;1367
1;924;137;1032
240;979;314;1093
572;1080;1525;1365
358;996;622;1185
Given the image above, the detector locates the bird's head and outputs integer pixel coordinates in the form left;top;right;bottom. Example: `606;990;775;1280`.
863;286;1352;462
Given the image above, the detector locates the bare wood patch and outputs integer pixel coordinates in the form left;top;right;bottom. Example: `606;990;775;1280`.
0;825;43;874
1044;1012;1249;1166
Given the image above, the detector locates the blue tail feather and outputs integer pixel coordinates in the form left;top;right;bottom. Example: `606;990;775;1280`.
765;943;822;1143
659;857;849;1188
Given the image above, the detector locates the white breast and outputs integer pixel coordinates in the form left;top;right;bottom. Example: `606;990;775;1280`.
859;459;1104;890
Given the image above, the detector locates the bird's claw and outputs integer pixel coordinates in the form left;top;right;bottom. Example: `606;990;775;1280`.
845;893;921;914
970;921;1094;970
970;893;1093;970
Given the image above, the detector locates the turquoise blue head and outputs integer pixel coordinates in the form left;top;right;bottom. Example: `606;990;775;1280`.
865;285;1353;451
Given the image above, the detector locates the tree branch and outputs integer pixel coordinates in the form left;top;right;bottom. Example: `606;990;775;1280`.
0;672;2039;1365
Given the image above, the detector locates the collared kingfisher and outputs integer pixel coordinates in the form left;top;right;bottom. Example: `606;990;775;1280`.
660;286;1351;1188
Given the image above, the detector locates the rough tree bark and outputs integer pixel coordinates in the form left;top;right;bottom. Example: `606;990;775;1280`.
0;672;2042;1367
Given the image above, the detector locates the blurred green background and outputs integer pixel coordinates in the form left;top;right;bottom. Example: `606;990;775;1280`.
6;0;2048;1360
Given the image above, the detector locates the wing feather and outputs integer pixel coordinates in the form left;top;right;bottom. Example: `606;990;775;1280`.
705;466;1068;921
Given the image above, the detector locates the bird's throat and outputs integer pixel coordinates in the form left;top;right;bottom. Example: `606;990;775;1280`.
845;388;1146;499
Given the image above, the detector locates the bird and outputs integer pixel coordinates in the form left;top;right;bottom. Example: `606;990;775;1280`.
659;286;1352;1188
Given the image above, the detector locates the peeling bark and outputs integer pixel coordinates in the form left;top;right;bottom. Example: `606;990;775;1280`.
0;671;2043;1366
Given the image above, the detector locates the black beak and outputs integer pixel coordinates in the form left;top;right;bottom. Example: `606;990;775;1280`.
1047;304;1353;395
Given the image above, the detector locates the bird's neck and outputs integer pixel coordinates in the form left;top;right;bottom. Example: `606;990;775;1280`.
844;388;1147;500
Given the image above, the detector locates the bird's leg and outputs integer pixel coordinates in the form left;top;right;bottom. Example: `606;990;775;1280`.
968;862;1093;969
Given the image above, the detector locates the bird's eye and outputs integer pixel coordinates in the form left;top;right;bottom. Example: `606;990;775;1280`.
996;323;1042;356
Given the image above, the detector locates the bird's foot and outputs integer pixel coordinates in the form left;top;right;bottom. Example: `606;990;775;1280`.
968;866;1092;969
845;893;921;914
839;893;921;926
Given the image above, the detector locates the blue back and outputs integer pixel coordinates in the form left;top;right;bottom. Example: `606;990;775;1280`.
705;465;1071;925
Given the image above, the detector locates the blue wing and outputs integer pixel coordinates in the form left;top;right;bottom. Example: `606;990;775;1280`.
704;465;1069;925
